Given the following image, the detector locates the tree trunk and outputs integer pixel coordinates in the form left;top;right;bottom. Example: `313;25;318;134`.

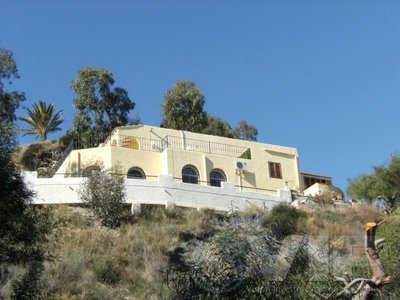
336;221;391;299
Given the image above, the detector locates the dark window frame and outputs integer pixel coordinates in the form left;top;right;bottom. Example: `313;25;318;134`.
209;169;227;187
127;167;146;179
182;165;199;184
268;162;282;179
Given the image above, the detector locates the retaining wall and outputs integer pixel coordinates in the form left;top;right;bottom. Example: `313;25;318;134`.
23;172;292;213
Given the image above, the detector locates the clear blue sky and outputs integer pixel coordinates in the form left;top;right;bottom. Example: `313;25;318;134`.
1;1;399;194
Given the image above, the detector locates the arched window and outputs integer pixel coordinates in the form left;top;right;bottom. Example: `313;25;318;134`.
210;169;227;187
127;167;146;179
82;165;101;177
182;165;199;184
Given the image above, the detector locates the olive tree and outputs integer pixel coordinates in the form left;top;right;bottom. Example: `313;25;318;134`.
78;169;126;228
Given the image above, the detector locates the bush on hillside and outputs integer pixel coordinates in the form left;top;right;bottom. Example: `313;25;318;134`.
377;212;400;297
78;169;126;228
166;212;317;299
18;141;64;176
268;203;307;238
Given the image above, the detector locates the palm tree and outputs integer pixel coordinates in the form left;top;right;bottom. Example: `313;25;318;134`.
19;100;64;141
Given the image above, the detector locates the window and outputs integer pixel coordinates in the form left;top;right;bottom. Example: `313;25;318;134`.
82;165;101;177
127;167;146;179
210;169;227;187
182;165;199;184
268;162;282;179
303;176;331;189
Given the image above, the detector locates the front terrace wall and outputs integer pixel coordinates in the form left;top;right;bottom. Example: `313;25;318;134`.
23;172;292;212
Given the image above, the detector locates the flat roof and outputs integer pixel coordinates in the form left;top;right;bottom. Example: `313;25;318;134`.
300;172;332;180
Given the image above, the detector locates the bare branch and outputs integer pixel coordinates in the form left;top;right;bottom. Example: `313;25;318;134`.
335;221;391;299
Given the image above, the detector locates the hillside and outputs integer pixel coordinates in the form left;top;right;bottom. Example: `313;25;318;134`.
1;203;399;299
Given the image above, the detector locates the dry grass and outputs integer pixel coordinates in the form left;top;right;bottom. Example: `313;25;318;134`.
39;205;215;299
10;203;382;299
304;204;381;237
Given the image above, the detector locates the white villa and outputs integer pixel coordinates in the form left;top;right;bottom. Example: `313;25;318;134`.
23;124;338;212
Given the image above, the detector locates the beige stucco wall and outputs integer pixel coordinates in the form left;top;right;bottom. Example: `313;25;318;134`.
57;147;112;176
114;125;301;192
57;145;163;179
109;146;162;180
56;124;302;193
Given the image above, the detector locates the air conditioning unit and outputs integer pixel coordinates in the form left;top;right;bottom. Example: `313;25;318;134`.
234;161;248;172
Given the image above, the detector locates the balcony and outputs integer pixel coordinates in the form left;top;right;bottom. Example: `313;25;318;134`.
102;134;251;159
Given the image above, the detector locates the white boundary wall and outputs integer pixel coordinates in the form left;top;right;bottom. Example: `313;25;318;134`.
23;172;292;213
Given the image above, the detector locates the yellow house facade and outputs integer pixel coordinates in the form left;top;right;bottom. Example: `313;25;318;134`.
57;124;304;195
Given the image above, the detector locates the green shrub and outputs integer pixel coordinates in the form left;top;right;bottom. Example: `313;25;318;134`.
11;261;44;300
78;170;126;228
93;258;121;285
378;215;400;273
269;203;307;238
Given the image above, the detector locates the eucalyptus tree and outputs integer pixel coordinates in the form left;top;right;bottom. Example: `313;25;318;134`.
19;100;64;141
71;67;136;138
234;120;258;141
161;80;208;133
203;113;235;138
161;80;259;141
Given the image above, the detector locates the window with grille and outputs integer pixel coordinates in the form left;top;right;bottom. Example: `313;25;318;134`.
127;167;146;179
182;165;199;184
210;169;226;187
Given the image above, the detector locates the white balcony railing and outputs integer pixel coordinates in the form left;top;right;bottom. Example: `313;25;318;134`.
104;134;251;159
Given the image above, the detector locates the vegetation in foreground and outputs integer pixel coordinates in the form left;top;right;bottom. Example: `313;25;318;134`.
1;203;399;299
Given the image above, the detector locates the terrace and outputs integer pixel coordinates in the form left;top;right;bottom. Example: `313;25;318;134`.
45;133;251;178
102;133;252;159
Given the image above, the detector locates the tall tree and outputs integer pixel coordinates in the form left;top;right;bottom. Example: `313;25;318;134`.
347;154;400;213
161;80;207;133
0;48;26;124
234;120;258;141
202;113;235;138
0;125;50;298
19;100;64;141
71;67;136;137
0;49;50;297
161;80;259;140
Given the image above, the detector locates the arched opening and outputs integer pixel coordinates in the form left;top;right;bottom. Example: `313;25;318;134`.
182;165;199;184
127;167;146;179
82;165;101;177
210;169;227;187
